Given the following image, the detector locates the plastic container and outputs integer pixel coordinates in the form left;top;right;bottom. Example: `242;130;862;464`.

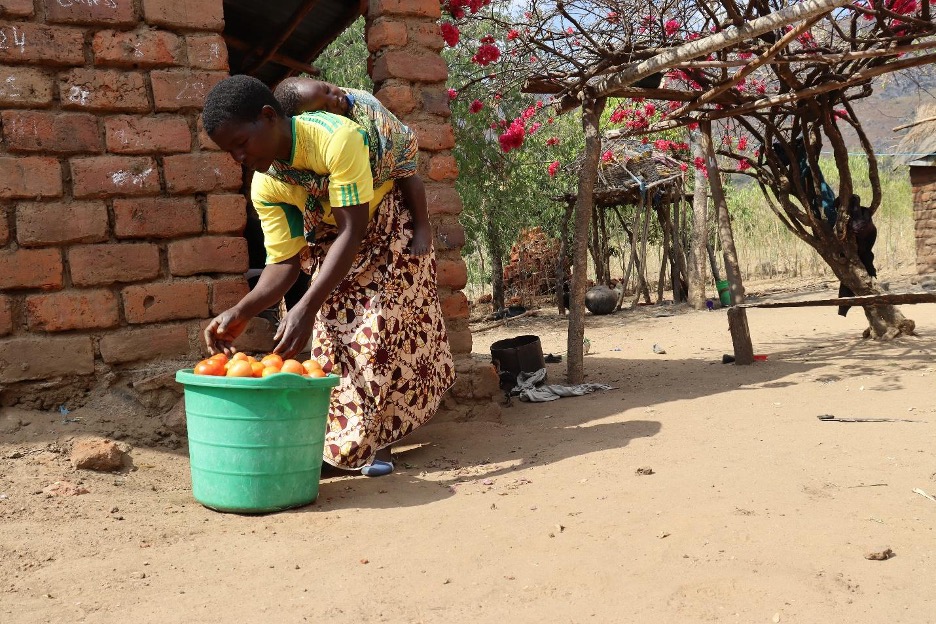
175;369;339;514
715;279;732;307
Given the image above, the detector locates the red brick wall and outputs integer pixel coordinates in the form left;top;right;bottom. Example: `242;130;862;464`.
367;0;500;417
0;0;247;394
911;165;936;275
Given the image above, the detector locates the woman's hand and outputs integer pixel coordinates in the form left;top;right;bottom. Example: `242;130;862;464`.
408;221;433;256
204;307;250;355
273;303;316;360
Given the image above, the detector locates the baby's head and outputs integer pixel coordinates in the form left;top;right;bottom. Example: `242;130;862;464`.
274;78;347;117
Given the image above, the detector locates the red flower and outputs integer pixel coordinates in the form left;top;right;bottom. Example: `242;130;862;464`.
547;117;554;124
607;11;619;23
737;136;748;151
548;161;560;177
833;109;848;120
654;139;671;151
447;88;457;101
472;43;501;66
441;22;460;47
693;156;706;171
739;52;753;60
664;20;680;36
738;159;751;171
545;136;560;146
522;106;536;120
529;122;542;135
679;163;688;172
887;0;916;14
498;119;526;152
641;137;649;145
480;34;495;44
609;108;627;124
507;29;520;41
644;103;656;116
601;150;614;163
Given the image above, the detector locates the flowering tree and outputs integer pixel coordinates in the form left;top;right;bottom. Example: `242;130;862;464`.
441;0;935;360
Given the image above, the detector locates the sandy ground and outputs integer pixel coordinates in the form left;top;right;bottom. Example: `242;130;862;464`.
2;276;935;624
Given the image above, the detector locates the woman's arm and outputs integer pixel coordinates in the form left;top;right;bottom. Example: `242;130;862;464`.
272;202;371;358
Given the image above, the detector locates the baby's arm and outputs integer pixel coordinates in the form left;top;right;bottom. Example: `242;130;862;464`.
397;175;432;256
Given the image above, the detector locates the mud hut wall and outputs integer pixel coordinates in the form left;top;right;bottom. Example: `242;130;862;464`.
911;164;936;275
0;0;248;393
366;0;500;413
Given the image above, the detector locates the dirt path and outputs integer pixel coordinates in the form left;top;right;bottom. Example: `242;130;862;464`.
2;277;935;623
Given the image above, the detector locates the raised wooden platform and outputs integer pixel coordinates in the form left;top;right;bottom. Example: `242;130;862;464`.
727;292;936;364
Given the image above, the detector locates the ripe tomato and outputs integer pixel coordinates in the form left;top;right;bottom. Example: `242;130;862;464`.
226;360;254;377
301;359;322;374
250;361;265;377
232;352;249;362
280;359;305;375
261;366;279;377
305;369;326;378
194;359;223;376
209;353;229;366
261;354;283;369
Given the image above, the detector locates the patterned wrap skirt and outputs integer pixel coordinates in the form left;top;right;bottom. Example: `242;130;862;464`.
300;188;455;470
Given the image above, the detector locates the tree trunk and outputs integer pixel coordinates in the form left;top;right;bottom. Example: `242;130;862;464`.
556;199;574;315
568;96;605;385
632;197;652;307
687;132;710;309
699;120;746;304
485;205;505;312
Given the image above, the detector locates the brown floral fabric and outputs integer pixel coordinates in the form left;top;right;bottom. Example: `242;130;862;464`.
300;189;455;470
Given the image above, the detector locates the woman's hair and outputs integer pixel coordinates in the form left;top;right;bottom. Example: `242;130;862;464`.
272;78;303;117
202;74;284;135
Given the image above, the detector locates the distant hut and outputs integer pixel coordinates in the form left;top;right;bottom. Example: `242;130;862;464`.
894;104;936;275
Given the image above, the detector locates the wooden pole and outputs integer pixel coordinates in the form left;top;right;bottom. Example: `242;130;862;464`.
687;132;709;309
568;97;605;385
699;120;745;305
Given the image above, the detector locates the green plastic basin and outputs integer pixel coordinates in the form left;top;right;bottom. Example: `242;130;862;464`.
175;369;339;514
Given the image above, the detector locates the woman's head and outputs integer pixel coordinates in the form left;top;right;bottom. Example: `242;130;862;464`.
203;75;290;172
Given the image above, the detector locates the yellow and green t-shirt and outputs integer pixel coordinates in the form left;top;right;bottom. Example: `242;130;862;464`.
251;112;393;264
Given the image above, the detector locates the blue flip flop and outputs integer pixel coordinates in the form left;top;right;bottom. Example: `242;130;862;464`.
361;459;394;477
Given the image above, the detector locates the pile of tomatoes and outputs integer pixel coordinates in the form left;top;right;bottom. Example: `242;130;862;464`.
193;352;326;378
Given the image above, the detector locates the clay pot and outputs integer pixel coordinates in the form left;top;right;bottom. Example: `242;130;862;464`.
585;285;617;315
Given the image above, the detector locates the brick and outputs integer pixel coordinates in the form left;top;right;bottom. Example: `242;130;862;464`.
185;33;228;70
196;115;220;150
0;248;62;290
142;0;224;31
168;236;248;276
445;322;472;355
59;69;149;113
408;21;444;51
440;291;468;319
436;258;467;289
210;276;249;314
163;151;242;194
92;29;183;68
0;0;34;17
410;121;455;150
367;20;407;52
16;201;108;246
425;183;462;215
372;51;447;83
420;87;451;117
434;218;465;251
1;110;102;154
46;0;136;26
0;156;62;199
0;335;94;382
205;193;247;234
0;206;7;245
0;65;53;107
0;22;85;66
105;115;191;154
375;84;417;116
26;289;119;332
69;243;160;286
99;324;190;364
0;295;12;336
151;69;226;111
373;0;441;18
70;156;160;198
122;280;209;323
427;154;458;181
113;197;202;239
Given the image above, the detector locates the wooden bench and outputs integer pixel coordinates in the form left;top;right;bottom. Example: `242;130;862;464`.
727;292;936;364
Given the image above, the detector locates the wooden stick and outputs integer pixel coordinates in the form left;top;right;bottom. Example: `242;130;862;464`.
740;292;936;309
893;116;936;132
244;0;325;75
590;0;850;99
225;35;321;77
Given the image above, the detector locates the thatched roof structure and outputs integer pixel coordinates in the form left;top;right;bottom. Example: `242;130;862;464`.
560;137;686;207
894;103;936;168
